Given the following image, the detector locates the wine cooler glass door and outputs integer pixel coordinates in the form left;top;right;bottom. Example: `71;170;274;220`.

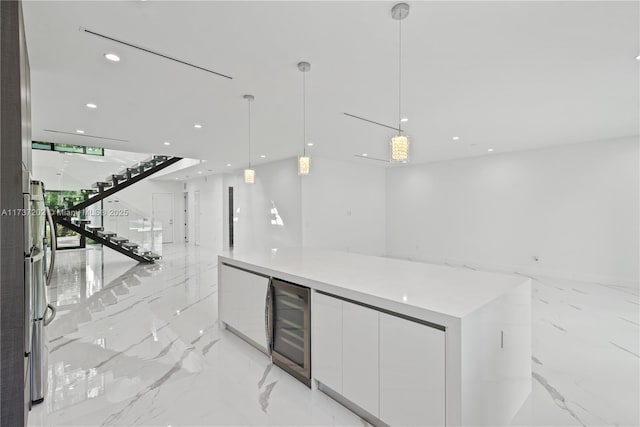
271;279;310;387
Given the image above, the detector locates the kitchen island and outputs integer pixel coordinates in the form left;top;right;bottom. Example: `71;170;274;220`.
218;248;531;426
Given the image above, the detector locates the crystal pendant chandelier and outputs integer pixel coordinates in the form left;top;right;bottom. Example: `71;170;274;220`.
243;94;255;184
298;61;311;175
390;3;410;163
243;168;255;184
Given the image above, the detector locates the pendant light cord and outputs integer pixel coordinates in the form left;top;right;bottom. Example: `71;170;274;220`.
398;17;402;135
247;98;252;168
303;69;307;157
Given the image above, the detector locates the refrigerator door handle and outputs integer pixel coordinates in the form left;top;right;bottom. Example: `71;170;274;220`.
265;279;273;354
23;193;30;254
45;207;56;286
24;256;33;355
43;304;56;327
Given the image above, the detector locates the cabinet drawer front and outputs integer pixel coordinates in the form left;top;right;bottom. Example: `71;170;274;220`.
379;312;446;426
342;301;379;417
312;292;343;392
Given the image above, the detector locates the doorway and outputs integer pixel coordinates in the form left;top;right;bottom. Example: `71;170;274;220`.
152;193;174;244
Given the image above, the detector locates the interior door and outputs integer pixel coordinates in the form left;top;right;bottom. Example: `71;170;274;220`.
152;193;174;243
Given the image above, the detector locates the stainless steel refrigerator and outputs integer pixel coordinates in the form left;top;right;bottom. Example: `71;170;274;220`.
24;180;56;405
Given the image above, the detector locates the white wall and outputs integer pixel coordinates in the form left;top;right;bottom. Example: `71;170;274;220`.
106;180;184;242
222;158;303;251
195;156;386;256
184;174;224;251
301;157;386;256
386;136;640;286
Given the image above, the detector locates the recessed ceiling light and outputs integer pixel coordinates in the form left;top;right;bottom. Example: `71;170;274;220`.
307;142;314;147
452;136;460;141
260;155;266;158
198;171;203;174
175;178;179;180
226;163;231;167
362;153;368;157
86;103;97;109
76;129;85;134
104;53;120;62
400;118;408;122
194;124;202;129
487;148;494;152
163;142;171;146
636;55;640;60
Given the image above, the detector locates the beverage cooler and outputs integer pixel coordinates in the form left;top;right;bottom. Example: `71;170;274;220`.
24;180;56;405
268;279;311;387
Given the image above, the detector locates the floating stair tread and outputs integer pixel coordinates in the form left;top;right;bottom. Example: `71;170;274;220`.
92;181;113;189
106;174;127;182
145;252;161;260
126;167;142;175
110;236;129;244
122;242;139;249
97;230;117;237
86;225;104;231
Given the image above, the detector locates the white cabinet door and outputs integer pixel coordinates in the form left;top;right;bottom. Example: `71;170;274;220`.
312;292;343;392
379;313;446;426
342;300;379;417
219;264;270;352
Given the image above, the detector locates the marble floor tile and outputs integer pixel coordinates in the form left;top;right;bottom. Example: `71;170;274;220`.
28;244;639;427
511;276;639;427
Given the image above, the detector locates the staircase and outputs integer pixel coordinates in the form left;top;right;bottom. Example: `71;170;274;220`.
52;155;181;263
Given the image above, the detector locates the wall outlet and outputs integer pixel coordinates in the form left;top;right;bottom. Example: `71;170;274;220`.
532;255;540;262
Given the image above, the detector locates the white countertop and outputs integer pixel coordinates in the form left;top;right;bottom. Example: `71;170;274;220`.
219;248;530;320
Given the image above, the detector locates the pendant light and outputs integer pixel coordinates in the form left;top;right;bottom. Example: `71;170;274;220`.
297;61;311;175
390;3;409;163
243;94;255;184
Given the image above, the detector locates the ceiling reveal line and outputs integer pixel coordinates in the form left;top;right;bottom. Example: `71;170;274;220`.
80;27;233;80
343;112;400;132
354;154;390;163
43;129;129;142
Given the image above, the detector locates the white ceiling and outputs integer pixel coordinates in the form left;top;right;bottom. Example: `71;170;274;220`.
23;1;639;173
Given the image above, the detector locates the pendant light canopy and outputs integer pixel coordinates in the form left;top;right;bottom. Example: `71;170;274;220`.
298;61;311;175
243;94;255;184
390;3;410;163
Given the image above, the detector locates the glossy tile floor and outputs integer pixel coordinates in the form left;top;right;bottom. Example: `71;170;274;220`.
28;244;638;427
